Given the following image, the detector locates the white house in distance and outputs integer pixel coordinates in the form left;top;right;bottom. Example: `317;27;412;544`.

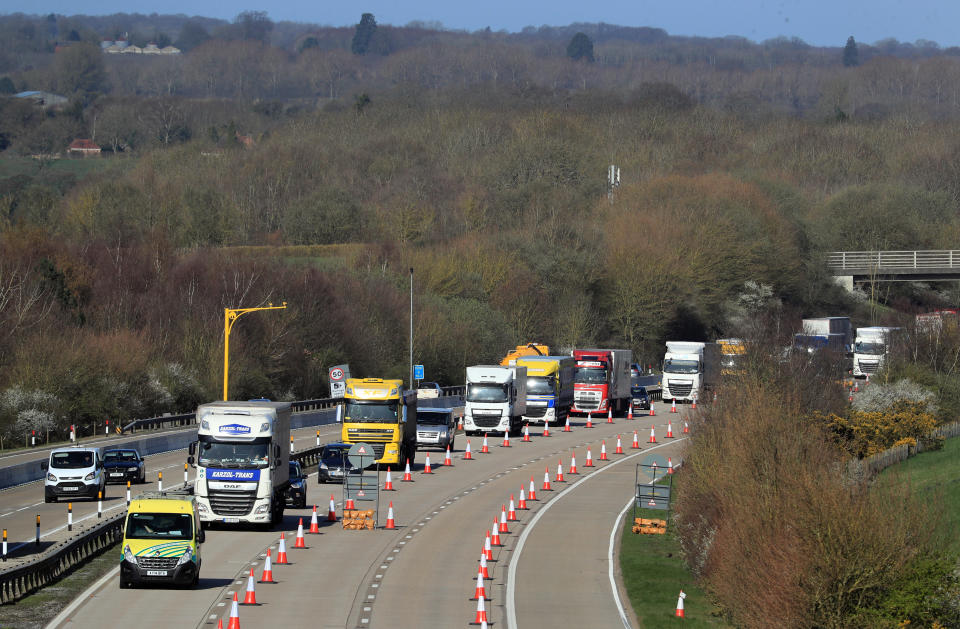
101;37;181;55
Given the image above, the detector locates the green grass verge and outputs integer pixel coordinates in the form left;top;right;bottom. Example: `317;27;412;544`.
0;544;118;628
620;507;730;628
877;436;960;557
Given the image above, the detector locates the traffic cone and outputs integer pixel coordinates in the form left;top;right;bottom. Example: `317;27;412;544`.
227;592;241;629
384;468;395;491
402;459;413;482
241;568;258;605
522;424;531;442
607;407;614;423
309;505;321;532
670;399;677;413
631;431;640;449
585;415;593;428
555;460;565;483
479;550;490;578
628;405;634;420
675;590;686;618
518;487;528;509
345;497;356;510
444;446;453;466
294;518;306;548
464;440;474;460
484;531;494;559
542;421;551;437
854;380;859;392
507;495;518;521
276;533;289;564
542;467;552;491
471;593;488;625
648;425;657;443
218;620;223;629
499;506;510;534
848;391;854;402
481;435;490;453
691;396;697;410
563;416;572;432
327;495;337;522
600;441;609;460
423;454;433;474
615;435;624;454
258;549;276;584
667;420;674;439
584;448;594;467
528;477;538;501
491;521;503;546
683;420;690;434
458;416;465;430
472;567;488;601
385;501;396;529
668;457;674;474
649;405;655;417
502;431;511;447
568;453;578;474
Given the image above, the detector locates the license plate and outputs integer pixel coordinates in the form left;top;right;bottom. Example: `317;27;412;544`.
110;473;124;477
223;517;240;523
62;486;79;491
146;570;168;577
331;470;344;476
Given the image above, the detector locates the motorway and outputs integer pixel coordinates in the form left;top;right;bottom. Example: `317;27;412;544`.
25;403;691;629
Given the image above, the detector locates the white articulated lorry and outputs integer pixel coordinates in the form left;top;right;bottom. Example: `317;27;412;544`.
853;327;901;378
189;401;291;527
661;341;719;403
464;365;527;436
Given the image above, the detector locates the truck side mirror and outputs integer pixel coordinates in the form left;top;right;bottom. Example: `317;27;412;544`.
401;407;407;423
40;461;48;471
197;529;205;544
189;442;196;456
187;456;195;466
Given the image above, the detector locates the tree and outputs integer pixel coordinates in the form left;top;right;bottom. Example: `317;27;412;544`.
0;77;15;94
566;32;594;62
175;22;210;51
843;36;859;67
352;13;377;55
234;11;273;43
53;42;107;99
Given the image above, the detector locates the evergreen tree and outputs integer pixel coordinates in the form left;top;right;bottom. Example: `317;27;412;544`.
351;13;377;55
843;36;859;67
567;32;595;62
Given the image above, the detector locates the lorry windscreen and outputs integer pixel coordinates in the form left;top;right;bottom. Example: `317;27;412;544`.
526;377;554;395
574;367;606;384
126;513;193;540
345;401;398;423
663;359;699;374
855;342;885;355
467;384;508;403
198;440;269;468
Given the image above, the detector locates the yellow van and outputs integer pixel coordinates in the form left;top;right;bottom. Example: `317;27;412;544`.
120;491;204;588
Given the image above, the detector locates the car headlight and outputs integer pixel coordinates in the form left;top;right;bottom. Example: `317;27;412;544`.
176;548;194;566
128;466;139;472
201;420;209;430
47;473;57;482
84;471;96;481
320;463;328;470
123;545;137;563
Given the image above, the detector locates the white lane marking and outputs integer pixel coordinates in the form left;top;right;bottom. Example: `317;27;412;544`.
45;564;120;629
505;438;687;629
610;496;637;629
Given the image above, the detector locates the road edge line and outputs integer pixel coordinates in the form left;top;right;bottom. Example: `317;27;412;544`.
45;564;120;629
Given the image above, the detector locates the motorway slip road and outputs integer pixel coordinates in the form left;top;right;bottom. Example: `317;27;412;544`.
47;403;692;629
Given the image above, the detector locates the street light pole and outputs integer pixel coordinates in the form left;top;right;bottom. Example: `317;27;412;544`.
223;302;287;400
409;267;414;390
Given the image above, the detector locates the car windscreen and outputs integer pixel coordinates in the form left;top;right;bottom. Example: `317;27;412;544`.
125;513;193;540
104;450;137;462
321;446;350;459
50;451;95;469
417;412;451;426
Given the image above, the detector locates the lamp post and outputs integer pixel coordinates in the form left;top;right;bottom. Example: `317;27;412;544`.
223;302;287;400
409;268;414;390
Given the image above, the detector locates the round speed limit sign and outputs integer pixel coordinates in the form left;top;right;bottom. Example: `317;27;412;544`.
329;367;345;381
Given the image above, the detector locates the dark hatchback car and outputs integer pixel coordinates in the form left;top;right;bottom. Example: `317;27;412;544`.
630;385;651;412
286;460;308;508
103;448;146;484
317;443;354;484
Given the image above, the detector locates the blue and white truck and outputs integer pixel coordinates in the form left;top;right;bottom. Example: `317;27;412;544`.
189;401;291;527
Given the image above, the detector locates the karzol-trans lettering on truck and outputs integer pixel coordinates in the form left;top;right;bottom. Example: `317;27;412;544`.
464;365;527;436
190;401;290;527
570;349;632;417
853;327;901;378
342;378;418;466
515;356;574;426
500;343;550;366
661;342;719;403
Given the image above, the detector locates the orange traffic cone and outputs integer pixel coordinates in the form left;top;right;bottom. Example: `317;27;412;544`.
668;457;674;474
471;593;488;625
676;590;686;617
423;454;433;474
276;533;289;564
484;531;494;559
848;392;854;402
384;468;395;491
628;405;634;420
464;440;474;460
507;495;518;521
568;453;578;474
345;497;356;510
691;396;697;410
385;501;396;529
615;435;624;454
479;550;490;578
584;448;594;467
499;506;510;534
683;420;690;434
522;424;531;442
293;518;306;548
670;399;677;413
502;431;511;447
481;435;490;453
491;521;503;546
607;408;614;423
542;420;551;437
542;467;552;491
555;460;565;483
585;415;593;428
854;380;859;392
327;494;337;522
218;620;223;629
528;477;538;501
458;416;465;430
227;592;241;629
402;459;413;482
649;405;655;417
309;505;320;533
600;440;609;461
444;446;453;466
241;568;258;605
563;416;572;432
472;566;488;601
518;487;528;509
258;549;276;584
648;425;657;443
667;420;674;438
631;431;640;449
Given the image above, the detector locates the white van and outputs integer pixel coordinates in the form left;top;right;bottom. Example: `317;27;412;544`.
42;447;107;503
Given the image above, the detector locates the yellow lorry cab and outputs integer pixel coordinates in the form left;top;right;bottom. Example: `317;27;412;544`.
343;378;418;466
120;492;203;588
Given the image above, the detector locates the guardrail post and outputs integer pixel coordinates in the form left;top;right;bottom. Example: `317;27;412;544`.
316;430;320;447
97;492;102;519
126;481;131;506
36;515;40;546
158;471;162;492
3;528;7;561
290;436;295;454
67;503;72;532
184;463;188;487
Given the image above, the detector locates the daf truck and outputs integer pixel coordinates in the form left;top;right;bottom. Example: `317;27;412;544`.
190;401;291;527
570;349;632;417
661;342;719;403
515;355;575;426
342;378;418;467
464;365;527;436
853;327;901;378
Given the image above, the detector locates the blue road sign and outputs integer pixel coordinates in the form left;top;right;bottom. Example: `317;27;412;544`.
414;364;424;380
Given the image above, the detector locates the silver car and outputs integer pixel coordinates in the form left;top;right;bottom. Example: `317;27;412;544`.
416;408;457;451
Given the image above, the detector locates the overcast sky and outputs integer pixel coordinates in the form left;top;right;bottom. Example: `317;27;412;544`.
5;0;958;48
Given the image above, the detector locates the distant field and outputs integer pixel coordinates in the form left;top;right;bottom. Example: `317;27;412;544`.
0;155;136;186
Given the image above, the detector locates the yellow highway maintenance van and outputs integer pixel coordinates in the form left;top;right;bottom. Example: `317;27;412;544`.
120;491;204;588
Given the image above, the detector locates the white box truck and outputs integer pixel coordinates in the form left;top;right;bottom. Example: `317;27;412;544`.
661;342;719;403
189;401;291;527
464;365;527;436
853;327;901;378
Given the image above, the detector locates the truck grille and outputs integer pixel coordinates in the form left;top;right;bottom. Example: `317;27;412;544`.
472;415;502;428
137;556;180;570
667;382;693;397
525;406;547;418
417;431;440;441
858;361;879;374
208;489;257;516
346;428;394;442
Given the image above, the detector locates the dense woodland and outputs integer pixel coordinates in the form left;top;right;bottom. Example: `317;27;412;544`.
1;12;960;625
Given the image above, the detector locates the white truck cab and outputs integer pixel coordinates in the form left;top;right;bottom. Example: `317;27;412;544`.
464;365;527;436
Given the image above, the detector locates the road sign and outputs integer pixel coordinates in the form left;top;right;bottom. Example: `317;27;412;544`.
329;364;350;399
414;364;424;380
347;442;377;469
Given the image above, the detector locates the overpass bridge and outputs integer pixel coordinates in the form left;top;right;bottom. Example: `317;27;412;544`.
828;250;960;290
